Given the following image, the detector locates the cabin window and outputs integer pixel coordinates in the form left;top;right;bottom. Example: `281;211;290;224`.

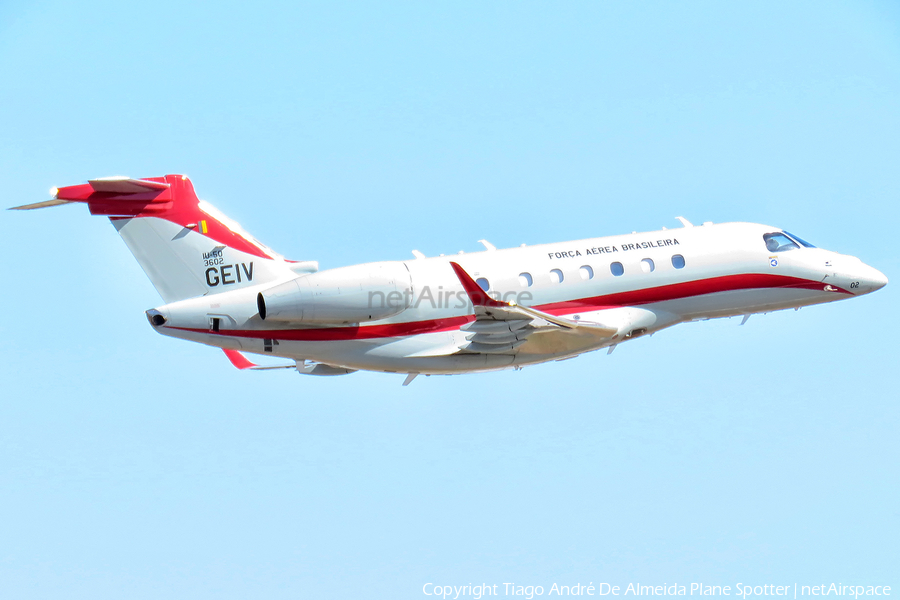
579;265;594;280
672;254;685;269
610;262;624;276
550;269;564;283
519;272;533;287
763;232;799;252
475;277;490;291
640;258;655;273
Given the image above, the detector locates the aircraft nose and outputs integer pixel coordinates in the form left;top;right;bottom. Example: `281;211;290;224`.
869;267;888;291
856;263;888;294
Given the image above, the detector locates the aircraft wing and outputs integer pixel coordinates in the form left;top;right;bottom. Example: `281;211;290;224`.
222;349;356;375
449;262;618;355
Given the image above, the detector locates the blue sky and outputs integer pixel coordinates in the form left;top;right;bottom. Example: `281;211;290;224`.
1;1;898;598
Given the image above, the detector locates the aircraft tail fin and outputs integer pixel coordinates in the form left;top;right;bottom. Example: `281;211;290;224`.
14;175;314;303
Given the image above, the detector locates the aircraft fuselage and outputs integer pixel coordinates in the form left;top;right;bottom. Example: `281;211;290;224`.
152;221;886;374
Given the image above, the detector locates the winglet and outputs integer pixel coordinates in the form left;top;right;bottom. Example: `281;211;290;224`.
449;262;507;307
223;349;257;370
223;349;297;371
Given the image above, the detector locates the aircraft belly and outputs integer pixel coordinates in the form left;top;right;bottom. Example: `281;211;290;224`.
230;331;595;374
658;287;835;319
274;338;518;374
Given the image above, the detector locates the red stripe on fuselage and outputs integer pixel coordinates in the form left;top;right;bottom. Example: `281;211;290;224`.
535;272;839;314
170;273;847;342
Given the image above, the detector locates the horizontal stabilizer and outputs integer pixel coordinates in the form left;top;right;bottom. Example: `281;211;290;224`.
88;176;170;194
10;175;171;212
9;175;174;214
8;198;71;211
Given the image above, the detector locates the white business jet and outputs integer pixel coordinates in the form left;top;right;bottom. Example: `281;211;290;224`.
12;175;887;384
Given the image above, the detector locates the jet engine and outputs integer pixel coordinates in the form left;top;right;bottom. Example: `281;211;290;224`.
257;262;412;324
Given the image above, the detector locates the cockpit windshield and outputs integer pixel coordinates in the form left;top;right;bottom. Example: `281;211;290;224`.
783;231;816;248
763;232;799;252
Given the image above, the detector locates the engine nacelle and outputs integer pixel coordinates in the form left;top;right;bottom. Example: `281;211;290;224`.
257;261;412;324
